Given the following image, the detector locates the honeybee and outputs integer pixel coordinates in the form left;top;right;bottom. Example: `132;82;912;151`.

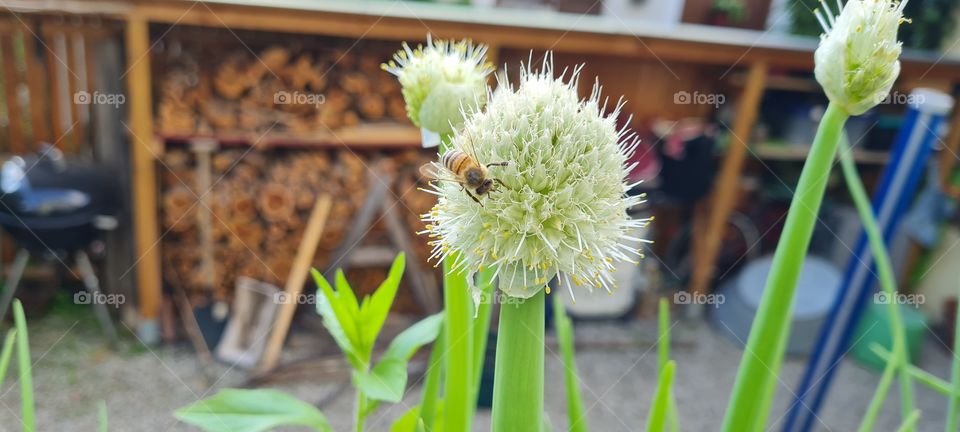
420;149;508;205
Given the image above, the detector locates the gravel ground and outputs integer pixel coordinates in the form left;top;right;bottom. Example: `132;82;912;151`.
0;306;953;431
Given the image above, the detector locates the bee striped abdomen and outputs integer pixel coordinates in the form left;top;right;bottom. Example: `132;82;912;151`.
442;150;472;174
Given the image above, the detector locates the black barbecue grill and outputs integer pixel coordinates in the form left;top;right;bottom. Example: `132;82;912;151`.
0;144;120;340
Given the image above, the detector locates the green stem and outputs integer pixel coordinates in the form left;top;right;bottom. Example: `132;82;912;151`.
0;329;16;388
896;410;921;432
554;293;587;432
947;275;960;431
839;136;915;430
470;269;496;412
355;389;367;432
418;328;445;431
721;102;848;431
443;255;473;432
491;291;545;432
873;344;958;398
646;361;676;432
658;298;678;432
13;301;34;432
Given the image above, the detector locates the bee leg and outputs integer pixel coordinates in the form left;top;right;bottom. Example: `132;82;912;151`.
494;178;506;188
486;161;509;168
465;189;484;207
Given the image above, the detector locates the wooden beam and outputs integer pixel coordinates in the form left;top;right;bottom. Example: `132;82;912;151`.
1;34;24;153
689;60;767;297
21;20;48;144
125;15;162;324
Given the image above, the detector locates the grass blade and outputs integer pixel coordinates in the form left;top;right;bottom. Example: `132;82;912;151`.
99;400;108;432
553;293;587;432
13;300;35;432
0;329;16;388
470;268;496;412
417;328;444;431
658;298;679;432
646;360;676;432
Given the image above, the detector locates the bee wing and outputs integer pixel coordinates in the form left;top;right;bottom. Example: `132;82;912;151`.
419;162;458;182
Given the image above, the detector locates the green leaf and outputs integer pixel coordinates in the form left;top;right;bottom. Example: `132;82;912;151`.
646;361;676;432
360;253;406;355
392;401;445;432
312;269;364;370
175;389;331;432
354;313;444;402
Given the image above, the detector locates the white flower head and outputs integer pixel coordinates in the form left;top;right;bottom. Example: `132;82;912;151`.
814;0;909;115
422;55;652;302
382;36;493;134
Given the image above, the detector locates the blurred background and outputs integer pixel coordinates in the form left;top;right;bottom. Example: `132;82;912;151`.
0;0;958;430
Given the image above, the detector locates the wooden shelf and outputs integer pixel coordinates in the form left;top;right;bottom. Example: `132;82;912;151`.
730;73;821;93
753;143;889;165
157;123;422;151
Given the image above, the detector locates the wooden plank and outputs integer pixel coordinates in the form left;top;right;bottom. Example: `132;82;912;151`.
689;60;767;297
259;194;332;371
44;29;65;144
21;21;47;144
125;15;162;323
65;31;81;153
1;33;24;153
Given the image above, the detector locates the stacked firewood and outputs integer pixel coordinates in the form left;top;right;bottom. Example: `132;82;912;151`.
155;42;410;136
159;147;439;305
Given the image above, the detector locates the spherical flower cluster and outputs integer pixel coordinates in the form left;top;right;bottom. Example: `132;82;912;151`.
813;0;908;115
382;36;493;135
422;58;651;302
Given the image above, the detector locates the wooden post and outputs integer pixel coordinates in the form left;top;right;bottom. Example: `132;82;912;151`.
688;61;767;297
125;14;162;341
1;33;24;153
259;195;332;371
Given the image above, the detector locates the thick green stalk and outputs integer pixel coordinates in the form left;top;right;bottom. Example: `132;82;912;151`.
947;274;960;431
721;102;848;431
839;137;915;430
491;291;545;432
470;268;496;408
554;293;587;432
13;301;34;432
443;255;473;432
418;328;445;431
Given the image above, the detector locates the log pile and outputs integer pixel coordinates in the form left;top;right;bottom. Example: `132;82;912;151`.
155;39;410;137
159;147;440;309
